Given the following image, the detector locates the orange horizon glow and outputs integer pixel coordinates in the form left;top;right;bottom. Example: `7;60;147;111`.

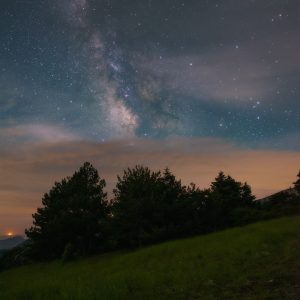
0;138;299;234
6;232;14;237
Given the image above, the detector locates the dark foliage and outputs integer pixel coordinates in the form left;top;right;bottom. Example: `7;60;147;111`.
207;172;255;229
112;166;189;247
294;170;300;193
1;164;299;270
111;167;256;247
25;162;109;259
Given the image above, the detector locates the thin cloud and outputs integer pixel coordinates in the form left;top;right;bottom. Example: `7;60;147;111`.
0;124;81;145
141;30;300;104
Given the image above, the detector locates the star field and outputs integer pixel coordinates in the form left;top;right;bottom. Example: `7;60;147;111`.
0;0;299;147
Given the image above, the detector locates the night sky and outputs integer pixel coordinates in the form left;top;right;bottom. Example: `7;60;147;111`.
1;0;300;234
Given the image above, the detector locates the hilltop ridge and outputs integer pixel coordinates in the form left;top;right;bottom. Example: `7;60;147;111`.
0;236;25;250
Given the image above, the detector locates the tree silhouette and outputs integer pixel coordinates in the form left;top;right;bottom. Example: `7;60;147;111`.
25;162;109;259
112;166;186;247
293;170;300;193
2;162;299;269
209;172;255;227
112;165;162;247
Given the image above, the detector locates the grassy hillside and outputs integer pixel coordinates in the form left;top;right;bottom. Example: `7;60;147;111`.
0;216;299;300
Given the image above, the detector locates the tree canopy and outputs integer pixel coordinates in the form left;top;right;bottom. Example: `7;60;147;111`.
112;166;186;247
208;172;255;228
25;162;109;259
14;163;298;265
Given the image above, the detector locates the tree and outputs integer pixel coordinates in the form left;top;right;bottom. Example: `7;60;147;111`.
211;172;255;207
159;168;186;232
112;165;162;247
293;170;300;193
112;166;186;247
179;184;212;234
25;162;109;259
209;172;255;228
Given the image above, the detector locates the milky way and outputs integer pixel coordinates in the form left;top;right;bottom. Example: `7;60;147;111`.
1;0;299;148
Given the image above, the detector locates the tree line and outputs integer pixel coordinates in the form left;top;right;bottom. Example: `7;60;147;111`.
1;163;300;268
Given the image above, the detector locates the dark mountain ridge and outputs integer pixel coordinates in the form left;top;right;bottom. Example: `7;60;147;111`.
258;187;298;203
0;236;25;250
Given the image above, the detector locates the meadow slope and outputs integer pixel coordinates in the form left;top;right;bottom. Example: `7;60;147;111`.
0;216;299;300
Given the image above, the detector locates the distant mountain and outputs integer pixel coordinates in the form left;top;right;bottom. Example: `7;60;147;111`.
0;236;25;250
258;187;298;203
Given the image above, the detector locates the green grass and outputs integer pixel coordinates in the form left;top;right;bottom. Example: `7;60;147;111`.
0;216;300;300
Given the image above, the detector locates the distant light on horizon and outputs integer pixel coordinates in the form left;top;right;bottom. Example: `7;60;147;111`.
7;232;14;237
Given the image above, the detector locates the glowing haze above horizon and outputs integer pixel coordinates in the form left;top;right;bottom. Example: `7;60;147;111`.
0;0;299;235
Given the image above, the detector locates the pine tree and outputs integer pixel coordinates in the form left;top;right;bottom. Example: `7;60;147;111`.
209;171;255;228
25;162;108;259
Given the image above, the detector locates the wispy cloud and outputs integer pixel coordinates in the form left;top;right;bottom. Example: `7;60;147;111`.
141;30;300;104
0;124;81;145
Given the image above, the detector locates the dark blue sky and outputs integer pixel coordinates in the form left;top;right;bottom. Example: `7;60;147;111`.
1;0;299;149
